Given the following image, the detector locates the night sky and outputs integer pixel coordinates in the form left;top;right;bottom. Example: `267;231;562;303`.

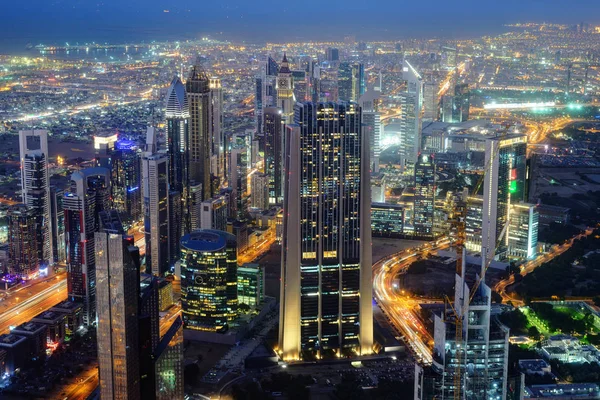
0;0;598;50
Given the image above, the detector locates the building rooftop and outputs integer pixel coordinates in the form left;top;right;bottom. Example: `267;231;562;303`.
32;311;67;324
0;334;27;347
51;300;83;312
181;229;236;253
12;322;46;335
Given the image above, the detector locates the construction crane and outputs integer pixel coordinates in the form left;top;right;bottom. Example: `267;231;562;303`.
447;121;513;400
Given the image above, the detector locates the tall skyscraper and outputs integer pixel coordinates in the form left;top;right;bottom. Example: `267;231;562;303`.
276;54;295;125
399;60;423;167
96;228;140;400
186;61;212;201
414;255;509;399
255;56;279;135
325;47;340;64
18;129;52;265
142;152;170;276
263;107;284;204
359;88;382;173
422;76;440;123
6;204;39;279
279;102;373;361
250;173;269;210
154;316;184;399
414;154;436;238
209;77;225;189
50;186;66;264
166;76;190;195
199;195;228;231
64;168;111;325
482;134;527;261
454;83;470;122
338;62;365;102
508;202;539;260
180;230;238;332
229;147;248;219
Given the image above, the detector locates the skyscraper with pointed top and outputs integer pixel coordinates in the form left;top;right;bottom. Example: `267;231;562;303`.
186;61;212;203
276;53;295;125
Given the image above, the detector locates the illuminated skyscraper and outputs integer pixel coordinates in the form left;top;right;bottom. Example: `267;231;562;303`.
414;154;436;238
359;88;382;173
482;134;527;261
96;229;140;400
399;60;423;167
276;54;295;125
64;168;111;325
6;204;39;280
186;61;212;201
229;147;248;219
250;173;269;210
154;316;184;399
209;77;225;188
279;102;373;361
180;230;238;332
507;203;539;260
255;56;279;135
18;129;52;265
166;76;190;195
338;62;365;102
50;186;66;264
263;107;284;204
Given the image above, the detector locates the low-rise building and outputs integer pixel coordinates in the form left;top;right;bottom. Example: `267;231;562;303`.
525;383;600;400
237;264;264;308
32;310;67;344
0;334;29;373
11;322;47;361
518;359;552;375
50;300;83;335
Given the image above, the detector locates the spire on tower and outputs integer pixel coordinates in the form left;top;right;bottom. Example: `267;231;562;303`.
279;52;291;74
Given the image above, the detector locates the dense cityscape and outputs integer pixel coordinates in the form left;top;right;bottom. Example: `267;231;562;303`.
0;14;600;400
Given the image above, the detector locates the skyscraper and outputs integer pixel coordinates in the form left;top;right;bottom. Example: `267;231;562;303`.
454;83;470;122
96;228;140;400
142;152;170;276
399;60;423;167
209;77;225;189
250;173;269;210
165;76;190;196
154;316;184;399
18;129;52;265
186;61;212;201
276;54;295;125
180;230;238;332
325;47;340;64
6;204;39;280
508;203;539;260
414;254;509;399
338;62;365;102
482;134;527;261
229;147;248;219
50;186;66;264
359;88;382;173
64;168;111;325
279;102;373;361
414;154;436;238
263;107;284;204
254;56;279;135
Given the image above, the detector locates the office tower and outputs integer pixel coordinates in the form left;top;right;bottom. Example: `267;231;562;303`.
209;77;225;188
414;257;509;399
251;173;269;210
255;56;279;135
359;88;382;173
200;195;228;231
186;60;212;201
441;94;455;123
50;187;66;264
237;264;264;308
454;83;470;122
18;129;51;265
96;229;140;400
276;54;295;125
508;203;539;260
142;153;170;276
229;147;248;219
154;316;184;399
279;102;373;361
263;107;283;204
338;62;365;102
188;183;204;231
292;69;308;102
399;60;423;168
465;195;484;253
414;154;436;238
325;47;340;63
64;168;111;325
423;77;439;123
180;230;238;332
371;203;404;237
441;46;458;70
482;134;527;262
165;76;189;239
6;204;39;279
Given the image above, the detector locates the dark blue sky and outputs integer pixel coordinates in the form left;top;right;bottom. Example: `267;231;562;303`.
0;0;597;51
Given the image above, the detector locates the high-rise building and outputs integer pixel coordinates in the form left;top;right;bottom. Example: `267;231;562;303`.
250;173;269;210
359;88;382;173
18;129;52;265
180;230;238;332
229;147;248;219
371;203;404;237
6;204;39;279
508;202;539;260
255;56;279;135
422;76;439;123
64;168;111;325
200;195;228;231
154;316;184;399
414;154;436;238
276;54;295;125
209;77;225;189
279;102;373;361
263;107;284;204
482;134;527;261
142;153;170;276
325;47;340;64
186;61;212;201
465;195;484;253
338;62;365;102
454;83;470;122
49;186;66;264
237;264;264;309
399;61;423;167
96;229;140;400
414;256;509;399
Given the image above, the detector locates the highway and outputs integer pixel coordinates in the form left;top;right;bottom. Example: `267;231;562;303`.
372;238;451;365
494;228;594;306
237;226;276;265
